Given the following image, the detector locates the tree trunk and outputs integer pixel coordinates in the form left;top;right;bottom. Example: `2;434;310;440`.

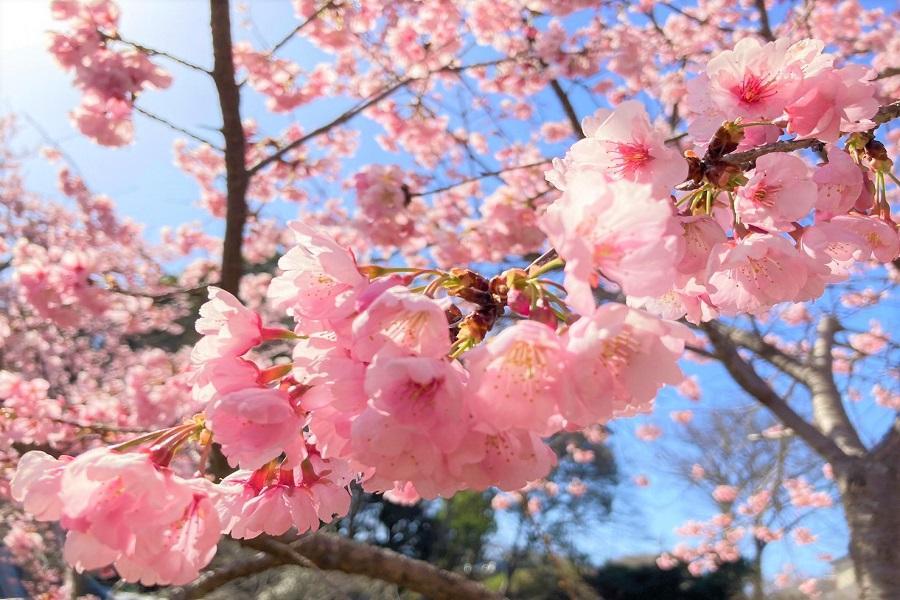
209;0;249;297
750;538;766;600
837;457;900;599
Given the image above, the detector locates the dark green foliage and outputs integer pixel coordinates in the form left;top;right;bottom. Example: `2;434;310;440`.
586;558;753;600
345;490;497;572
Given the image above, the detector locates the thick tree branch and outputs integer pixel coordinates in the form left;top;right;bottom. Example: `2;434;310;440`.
549;79;584;140
871;417;900;461
808;316;867;456
702;321;846;463
171;533;503;600
167;551;284;599
291;533;504;600
210;0;249;296
713;322;812;383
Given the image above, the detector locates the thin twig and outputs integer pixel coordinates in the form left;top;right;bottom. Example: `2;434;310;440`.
411;159;552;197
247;78;411;175
723;137;825;166
133;105;223;151
107;33;211;75
549;79;584;140
50;418;151;435
269;0;336;56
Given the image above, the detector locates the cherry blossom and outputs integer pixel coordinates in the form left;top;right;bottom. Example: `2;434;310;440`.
541;171;684;313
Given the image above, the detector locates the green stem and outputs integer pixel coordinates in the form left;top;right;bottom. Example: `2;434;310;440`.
528;257;565;279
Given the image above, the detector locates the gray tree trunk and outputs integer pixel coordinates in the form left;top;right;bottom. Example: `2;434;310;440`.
837;457;900;599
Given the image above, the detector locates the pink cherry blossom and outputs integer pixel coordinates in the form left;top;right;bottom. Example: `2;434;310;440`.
792;527;818;545
785;64;878;142
541;171;683;313
635;424;663;441
14;446;224;586
656;553;678;570
691;464;706;480
267;222;367;321
365;353;466;432
798;578;820;598
205;386;304;470
670;410;694;424
707;234;825;314
562;304;689;426
849;321;888;355
11;452;71;521
813;148;864;219
219;458;351;539
677;376;702;402
735;154;817;232
465;320;567;434
351;286;450;361
450;428;557;492
687;37;800;128
739;490;771;516
677;216;728;277
712;485;738;503
551;100;687;197
383;481;421;505
191;287;263;364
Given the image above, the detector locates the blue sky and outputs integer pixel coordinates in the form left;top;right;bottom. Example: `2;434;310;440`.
2;0;896;585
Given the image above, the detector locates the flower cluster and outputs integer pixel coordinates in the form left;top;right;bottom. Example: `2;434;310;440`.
47;0;171;145
542;38;898;323
11;444;221;586
12;221;691;582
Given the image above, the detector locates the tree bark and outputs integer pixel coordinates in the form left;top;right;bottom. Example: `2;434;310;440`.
749;538;766;600
291;533;504;600
209;0;248;296
836;456;900;599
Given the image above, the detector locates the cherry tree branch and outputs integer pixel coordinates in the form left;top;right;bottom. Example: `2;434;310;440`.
871;417;900;461
657;1;735;32
711;322;811;383
105;32;212;74
167;551;285;599
873;99;900;125
720;100;900;167
268;0;336;56
808;315;867;456
411;159;552;197
701;321;846;464
753;0;776;42
549;79;584;140
246;55;534;177
210;0;250;297
722;138;825;166
875;66;900;80
133;105;223;151
291;534;504;600
170;533;503;600
247;78;411;176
